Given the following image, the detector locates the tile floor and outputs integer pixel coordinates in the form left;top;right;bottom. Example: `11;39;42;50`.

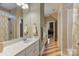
42;39;61;56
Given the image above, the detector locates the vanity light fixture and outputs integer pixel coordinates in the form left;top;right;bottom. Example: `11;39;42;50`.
16;3;29;9
22;4;28;9
16;3;22;6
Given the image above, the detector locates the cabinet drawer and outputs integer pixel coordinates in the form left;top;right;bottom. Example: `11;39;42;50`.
33;40;39;56
25;43;35;56
25;40;39;56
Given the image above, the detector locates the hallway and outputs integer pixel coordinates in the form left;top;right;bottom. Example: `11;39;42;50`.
42;39;61;56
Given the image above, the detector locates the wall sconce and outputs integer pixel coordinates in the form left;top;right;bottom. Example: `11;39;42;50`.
22;4;28;9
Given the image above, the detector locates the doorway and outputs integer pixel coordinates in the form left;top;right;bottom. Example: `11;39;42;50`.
48;22;54;40
20;19;23;37
42;21;61;56
47;21;56;43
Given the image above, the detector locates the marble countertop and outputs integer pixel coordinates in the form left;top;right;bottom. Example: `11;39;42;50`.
0;37;39;56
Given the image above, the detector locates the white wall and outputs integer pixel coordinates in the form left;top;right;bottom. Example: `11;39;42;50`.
30;4;40;37
67;9;73;50
60;4;73;55
23;12;31;37
23;4;41;38
57;9;62;50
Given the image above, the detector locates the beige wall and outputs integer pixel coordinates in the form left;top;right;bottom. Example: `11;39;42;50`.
61;9;67;55
59;4;73;55
67;9;73;50
72;6;79;55
58;9;62;50
0;15;8;41
15;7;23;38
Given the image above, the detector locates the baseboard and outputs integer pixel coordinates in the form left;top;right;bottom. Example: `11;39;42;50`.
61;50;67;56
61;49;76;56
67;49;73;56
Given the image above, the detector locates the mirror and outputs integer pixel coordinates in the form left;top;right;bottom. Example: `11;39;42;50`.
0;3;39;42
0;3;24;41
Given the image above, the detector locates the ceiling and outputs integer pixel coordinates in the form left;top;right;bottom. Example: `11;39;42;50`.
0;3;17;10
44;3;61;16
0;3;60;18
0;3;60;15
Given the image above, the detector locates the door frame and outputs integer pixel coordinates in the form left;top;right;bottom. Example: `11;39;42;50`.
46;20;56;42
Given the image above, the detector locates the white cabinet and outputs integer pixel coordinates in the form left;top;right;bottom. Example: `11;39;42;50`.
25;44;34;56
15;50;25;56
16;40;39;56
25;40;39;56
33;40;39;56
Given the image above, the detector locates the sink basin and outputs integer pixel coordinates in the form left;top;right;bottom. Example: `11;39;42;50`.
22;38;31;43
23;38;27;41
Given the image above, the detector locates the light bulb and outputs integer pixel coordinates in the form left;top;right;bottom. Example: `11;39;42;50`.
22;5;26;9
24;4;28;9
22;4;28;9
17;3;29;9
16;3;22;6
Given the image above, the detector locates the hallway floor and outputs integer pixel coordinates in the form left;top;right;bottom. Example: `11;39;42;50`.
42;39;61;56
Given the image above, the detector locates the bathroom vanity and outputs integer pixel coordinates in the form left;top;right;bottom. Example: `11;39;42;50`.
0;3;41;56
0;37;39;56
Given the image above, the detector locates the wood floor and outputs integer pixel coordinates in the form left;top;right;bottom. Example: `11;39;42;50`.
42;39;61;56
